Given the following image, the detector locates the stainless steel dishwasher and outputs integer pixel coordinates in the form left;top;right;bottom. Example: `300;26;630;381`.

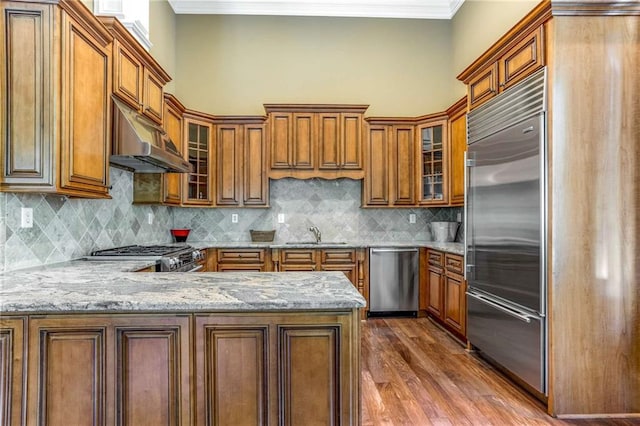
368;247;419;317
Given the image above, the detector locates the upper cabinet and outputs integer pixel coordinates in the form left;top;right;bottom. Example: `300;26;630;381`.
1;0;113;198
446;98;466;207
97;16;171;125
363;114;451;208
213;117;269;207
183;113;214;206
460;24;545;110
265;104;368;180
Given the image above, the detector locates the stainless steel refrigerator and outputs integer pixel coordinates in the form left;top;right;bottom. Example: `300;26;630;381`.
465;69;547;396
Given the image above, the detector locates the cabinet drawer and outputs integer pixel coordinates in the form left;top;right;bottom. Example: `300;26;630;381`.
321;249;356;264
217;249;265;264
445;254;464;275
280;249;317;264
427;250;444;267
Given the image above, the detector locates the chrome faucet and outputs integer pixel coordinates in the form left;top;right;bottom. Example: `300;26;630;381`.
308;226;322;243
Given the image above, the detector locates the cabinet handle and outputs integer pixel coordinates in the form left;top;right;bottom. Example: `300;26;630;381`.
499;82;505;88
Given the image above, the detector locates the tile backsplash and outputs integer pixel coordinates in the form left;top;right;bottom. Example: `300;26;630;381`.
173;178;463;244
0;169;172;272
0;174;462;272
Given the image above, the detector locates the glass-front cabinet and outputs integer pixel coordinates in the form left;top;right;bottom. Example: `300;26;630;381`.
418;119;448;205
183;117;213;205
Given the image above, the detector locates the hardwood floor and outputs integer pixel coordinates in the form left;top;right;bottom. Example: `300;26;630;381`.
361;318;640;426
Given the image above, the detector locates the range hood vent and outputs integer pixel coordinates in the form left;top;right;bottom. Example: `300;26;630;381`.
110;97;192;173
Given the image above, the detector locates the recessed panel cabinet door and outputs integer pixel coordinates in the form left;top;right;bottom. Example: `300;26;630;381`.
59;12;111;196
292;113;314;169
270;113;292;169
0;317;26;426
243;124;268;206
391;125;416;205
341;113;363;170
318;113;340;169
162;100;183;205
216;124;242;206
1;3;54;188
364;126;389;205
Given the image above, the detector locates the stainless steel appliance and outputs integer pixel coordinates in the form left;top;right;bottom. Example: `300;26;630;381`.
465;68;547;396
110;97;192;173
368;247;419;317
89;245;204;272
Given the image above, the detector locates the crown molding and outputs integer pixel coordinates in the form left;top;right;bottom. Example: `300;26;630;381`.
168;0;466;19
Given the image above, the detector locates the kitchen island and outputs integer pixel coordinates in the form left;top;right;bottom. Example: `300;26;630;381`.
0;264;365;425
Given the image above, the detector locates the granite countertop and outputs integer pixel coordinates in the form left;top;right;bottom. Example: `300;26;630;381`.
191;240;464;255
0;261;366;314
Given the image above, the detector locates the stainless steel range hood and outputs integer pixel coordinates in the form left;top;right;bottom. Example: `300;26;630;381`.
110;97;192;173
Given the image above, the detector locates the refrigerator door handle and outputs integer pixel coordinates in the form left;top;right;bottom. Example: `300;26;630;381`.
466;291;539;324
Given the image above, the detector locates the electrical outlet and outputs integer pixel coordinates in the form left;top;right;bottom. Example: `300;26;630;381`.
277;213;285;224
21;207;33;228
147;212;154;225
457;212;462;222
231;213;238;223
409;213;416;224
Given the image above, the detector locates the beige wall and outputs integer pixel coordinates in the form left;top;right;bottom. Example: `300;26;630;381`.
149;0;177;93
174;15;454;116
451;0;539;98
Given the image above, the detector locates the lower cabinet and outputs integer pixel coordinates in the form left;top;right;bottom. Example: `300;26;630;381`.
26;315;191;425
0;317;26;426
194;312;359;425
420;249;467;341
215;248;270;272
1;310;360;425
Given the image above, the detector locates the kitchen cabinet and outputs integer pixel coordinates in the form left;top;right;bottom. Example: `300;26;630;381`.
213;117;269;207
1;0;113;198
446;98;467;206
265;104;368;180
275;248;361;288
216;249;270;272
26;315;191;425
0;317;26;426
417;117;448;205
98;16;171;125
363;118;416;207
183;114;214;206
195;310;359;425
462;25;544;110
132;93;186;205
420;249;466;342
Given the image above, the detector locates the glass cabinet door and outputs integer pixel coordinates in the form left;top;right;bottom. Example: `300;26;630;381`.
419;121;447;204
184;119;213;205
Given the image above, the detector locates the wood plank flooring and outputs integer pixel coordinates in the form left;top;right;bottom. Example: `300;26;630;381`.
361;318;640;426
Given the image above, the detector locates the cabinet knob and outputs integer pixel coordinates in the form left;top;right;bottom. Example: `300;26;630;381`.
499;82;506;88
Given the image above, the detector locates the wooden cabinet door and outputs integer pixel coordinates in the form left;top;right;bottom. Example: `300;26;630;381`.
112;39;143;110
216;124;242;206
143;69;164;124
498;26;544;91
341;113;363;170
59;11;111;197
444;273;466;336
269;113;292;169
163;99;184;205
28;315;191;425
0;317;26;426
321;264;357;286
363;125;389;206
195;319;269;426
0;2;55;190
318;113;340;170
468;63;498;110
417;120;448;205
184;119;213;205
427;265;444;319
243;123;268;206
292;113;315;169
390;125;416;206
448;102;467;206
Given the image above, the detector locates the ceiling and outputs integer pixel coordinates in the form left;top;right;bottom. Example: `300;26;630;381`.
168;0;466;20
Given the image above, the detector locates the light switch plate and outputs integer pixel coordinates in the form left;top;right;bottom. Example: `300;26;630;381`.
457;212;462;222
231;214;238;223
409;213;416;224
277;213;285;224
21;207;33;228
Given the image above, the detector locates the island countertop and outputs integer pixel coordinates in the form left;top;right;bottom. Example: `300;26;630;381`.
0;260;366;313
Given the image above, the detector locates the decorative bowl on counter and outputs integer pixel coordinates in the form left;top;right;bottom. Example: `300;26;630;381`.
170;228;191;243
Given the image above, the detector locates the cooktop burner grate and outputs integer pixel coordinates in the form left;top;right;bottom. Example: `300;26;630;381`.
91;245;189;257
